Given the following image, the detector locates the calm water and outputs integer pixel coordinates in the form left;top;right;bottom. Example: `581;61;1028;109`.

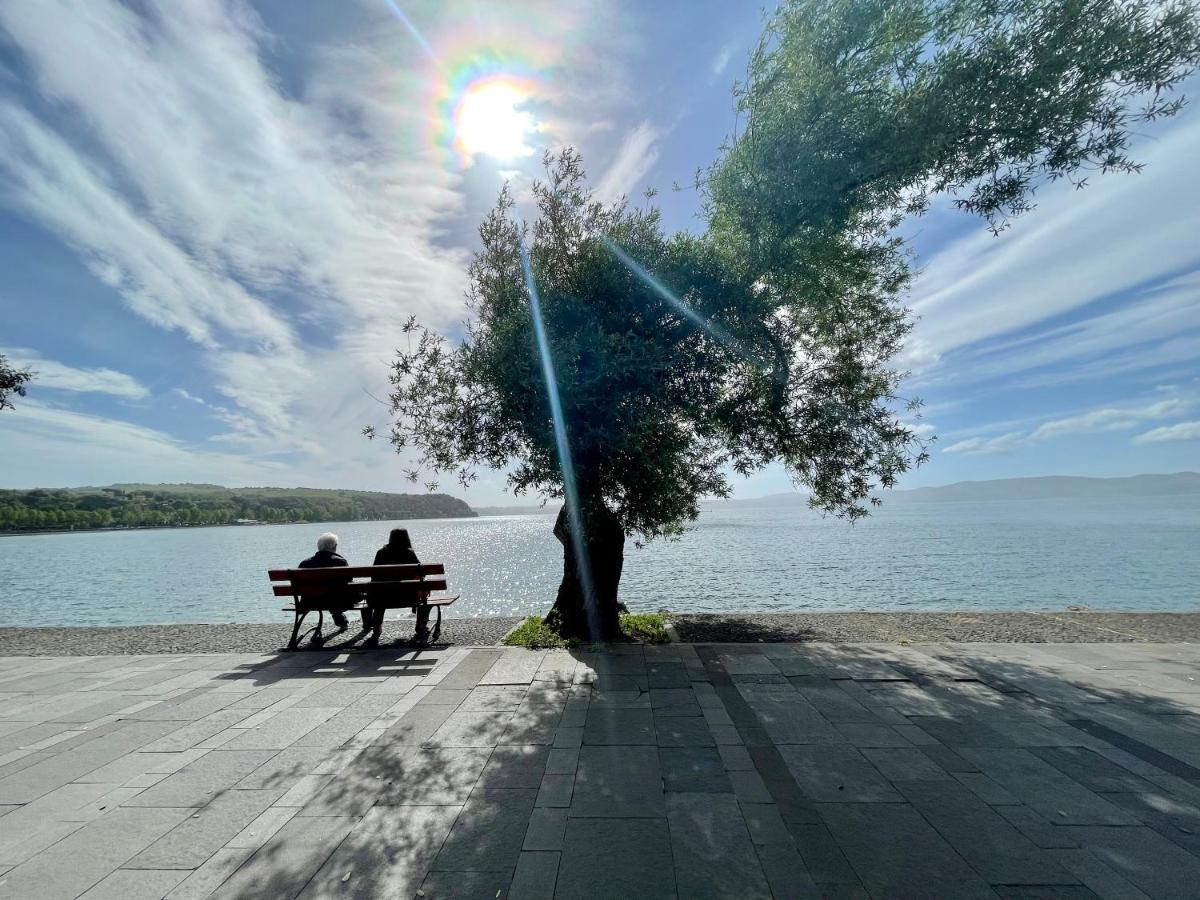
1;496;1197;626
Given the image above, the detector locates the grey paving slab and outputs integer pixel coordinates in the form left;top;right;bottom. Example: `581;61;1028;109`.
218;706;340;751
535;772;574;807
141;709;256;753
381;702;455;746
745;694;843;744
896;779;1079;885
778;745;904;802
0;807;191;900
217;814;359;900
292;712;375;748
418;869;514;898
958;747;1141;825
163;846;255;899
544;748;578;775
861;746;953;781
667;793;771;899
654;715;715;748
659;746;731;793
570;746;664;818
225;806;301;850
509;851;559;900
523;807;568;851
426;709;514;747
235;745;332;790
583;707;655;745
1031;746;1161;793
1061;825;1200;900
481;651;546;686
433;787;536;872
480;745;550;789
556;818;675;900
820;802;999;899
127;789;283;869
76;868;188;900
376;747;493;805
123;750;278;807
1102;790;1200;856
299;804;460;899
1051;849;1155;900
753;842;823;899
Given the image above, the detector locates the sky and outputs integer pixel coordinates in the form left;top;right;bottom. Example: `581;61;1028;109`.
0;0;1197;505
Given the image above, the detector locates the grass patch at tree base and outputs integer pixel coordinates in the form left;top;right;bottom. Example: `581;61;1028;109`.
502;612;672;648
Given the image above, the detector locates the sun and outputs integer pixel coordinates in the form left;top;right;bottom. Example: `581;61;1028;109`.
453;78;537;162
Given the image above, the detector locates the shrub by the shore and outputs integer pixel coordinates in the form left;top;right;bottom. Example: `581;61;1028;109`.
503;612;671;648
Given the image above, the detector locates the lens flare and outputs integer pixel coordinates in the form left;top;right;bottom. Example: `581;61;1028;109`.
519;240;600;640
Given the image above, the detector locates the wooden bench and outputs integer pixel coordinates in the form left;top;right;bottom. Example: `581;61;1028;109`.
267;563;458;650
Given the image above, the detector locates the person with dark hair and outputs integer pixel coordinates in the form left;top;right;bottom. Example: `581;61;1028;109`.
365;528;431;646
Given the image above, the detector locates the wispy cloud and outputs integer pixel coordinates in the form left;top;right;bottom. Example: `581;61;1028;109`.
594;120;662;203
711;45;733;78
944;396;1193;455
1133;421;1200;444
2;348;148;399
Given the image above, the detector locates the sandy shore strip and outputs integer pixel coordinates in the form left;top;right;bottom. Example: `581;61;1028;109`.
0;611;1196;655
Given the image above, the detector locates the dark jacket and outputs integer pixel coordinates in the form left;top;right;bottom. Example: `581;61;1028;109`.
299;549;349;570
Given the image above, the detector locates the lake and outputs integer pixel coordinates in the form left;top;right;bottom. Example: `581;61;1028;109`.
1;495;1197;626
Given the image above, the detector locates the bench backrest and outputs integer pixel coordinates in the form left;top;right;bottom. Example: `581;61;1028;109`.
267;563;447;598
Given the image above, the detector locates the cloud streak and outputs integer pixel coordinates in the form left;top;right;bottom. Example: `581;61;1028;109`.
2;348;148;400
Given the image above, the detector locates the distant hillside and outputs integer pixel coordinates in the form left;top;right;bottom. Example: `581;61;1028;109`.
0;483;476;533
714;472;1200;507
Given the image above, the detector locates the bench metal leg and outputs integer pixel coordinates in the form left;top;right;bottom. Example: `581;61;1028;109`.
286;610;307;652
431;605;442;644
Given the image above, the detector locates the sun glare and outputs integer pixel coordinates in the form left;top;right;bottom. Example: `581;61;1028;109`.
454;79;536;162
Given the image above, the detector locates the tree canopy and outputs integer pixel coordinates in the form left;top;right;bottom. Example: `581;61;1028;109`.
380;0;1198;635
0;353;33;412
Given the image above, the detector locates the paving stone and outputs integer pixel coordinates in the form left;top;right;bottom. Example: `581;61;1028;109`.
462;685;529;711
745;694;842;745
0;806;191;900
123;750;277;807
794;684;881;724
833;723;913;747
481;651;545;686
652;714;714;748
381;703;455;746
480;745;550;789
163;846;254;899
1059;825;1200;900
659;746;731;793
911;715;1019;747
419;688;473;706
374;747;492;805
523;807;568;851
753;842;823;899
862;746;953;781
535;772;574;808
739;801;792;845
225;805;301;849
235;745;331;790
784;822;864;890
778;745;903;802
919;744;980;772
556;818;674;899
958;748;1140;825
1031;746;1160;793
217;814;359;899
289;681;376;708
0;721;179;803
707;724;743;745
583;707;655;745
298;804;461;899
953;770;1022;805
418;869;513;898
433;788;536;871
570;746;664;818
544;748;578;775
1102;790;1200;855
126;690;243;722
819;802;998;899
76;868;188;900
509;851;559;900
649;688;701;716
218;706;340;751
996;806;1082;848
141;709;254;753
427;710;514;747
896;779;1079;885
127;789;283;869
291;713;375;749
551;726;582;749
667;793;771;899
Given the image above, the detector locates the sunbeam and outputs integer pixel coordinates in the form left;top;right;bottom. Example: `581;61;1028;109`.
519;239;601;640
382;0;441;66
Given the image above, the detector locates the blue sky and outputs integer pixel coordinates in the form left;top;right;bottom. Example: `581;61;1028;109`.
0;0;1197;504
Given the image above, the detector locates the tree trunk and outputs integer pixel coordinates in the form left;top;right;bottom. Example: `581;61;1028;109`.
545;500;624;642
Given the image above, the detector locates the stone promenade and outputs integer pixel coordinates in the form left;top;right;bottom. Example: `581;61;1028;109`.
0;641;1198;899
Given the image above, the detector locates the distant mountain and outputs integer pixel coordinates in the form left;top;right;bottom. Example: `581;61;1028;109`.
710;472;1200;507
0;483;476;533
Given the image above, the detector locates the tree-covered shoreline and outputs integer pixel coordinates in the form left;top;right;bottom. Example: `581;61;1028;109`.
0;484;476;533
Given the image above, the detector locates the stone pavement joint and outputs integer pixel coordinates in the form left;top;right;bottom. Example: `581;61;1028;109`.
0;640;1197;898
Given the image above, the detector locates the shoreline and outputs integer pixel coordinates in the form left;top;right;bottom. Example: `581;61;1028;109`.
1;611;1197;656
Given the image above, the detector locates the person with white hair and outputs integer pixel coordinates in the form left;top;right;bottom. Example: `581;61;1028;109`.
298;532;353;630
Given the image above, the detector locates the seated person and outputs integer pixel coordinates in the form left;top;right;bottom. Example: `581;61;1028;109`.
298;532;354;630
367;528;431;645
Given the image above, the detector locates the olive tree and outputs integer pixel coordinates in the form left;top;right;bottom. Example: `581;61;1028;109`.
0;353;33;412
381;0;1198;640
